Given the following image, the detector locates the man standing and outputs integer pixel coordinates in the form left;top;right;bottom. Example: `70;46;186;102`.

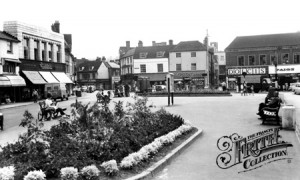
32;89;38;103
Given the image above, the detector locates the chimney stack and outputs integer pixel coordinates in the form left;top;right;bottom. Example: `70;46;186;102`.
169;40;173;45
138;40;143;47
152;41;156;46
51;21;60;33
126;41;130;49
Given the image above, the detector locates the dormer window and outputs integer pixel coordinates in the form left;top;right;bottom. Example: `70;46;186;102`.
139;52;148;58
79;67;85;71
156;51;165;58
89;66;94;70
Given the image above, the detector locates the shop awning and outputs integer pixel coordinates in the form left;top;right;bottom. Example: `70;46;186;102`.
6;75;26;86
3;58;21;64
51;72;73;83
0;76;11;87
23;71;47;84
39;71;59;83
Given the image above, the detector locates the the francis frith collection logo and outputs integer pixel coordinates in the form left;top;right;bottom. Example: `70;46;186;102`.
216;128;293;173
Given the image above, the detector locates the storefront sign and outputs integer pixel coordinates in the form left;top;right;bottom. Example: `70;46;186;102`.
20;59;65;72
269;65;300;74
40;62;53;70
171;71;206;78
111;76;120;82
227;67;267;75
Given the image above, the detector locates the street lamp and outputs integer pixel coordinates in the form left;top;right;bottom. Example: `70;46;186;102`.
272;60;278;89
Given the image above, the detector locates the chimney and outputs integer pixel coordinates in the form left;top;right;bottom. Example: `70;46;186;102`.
126;41;130;49
169;40;173;45
51;21;60;33
138;40;143;47
152;41;156;46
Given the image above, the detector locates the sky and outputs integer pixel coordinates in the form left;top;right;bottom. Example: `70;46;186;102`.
1;0;300;60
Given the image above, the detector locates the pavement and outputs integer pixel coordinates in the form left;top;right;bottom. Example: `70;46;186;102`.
0;91;300;180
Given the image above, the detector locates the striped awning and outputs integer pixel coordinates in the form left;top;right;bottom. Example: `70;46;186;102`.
0;76;11;87
39;71;59;83
0;75;26;87
51;72;73;83
23;71;47;84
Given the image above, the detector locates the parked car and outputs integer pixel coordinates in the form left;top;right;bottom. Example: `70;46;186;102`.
155;85;167;91
44;83;68;101
81;86;88;92
294;84;300;95
289;83;300;92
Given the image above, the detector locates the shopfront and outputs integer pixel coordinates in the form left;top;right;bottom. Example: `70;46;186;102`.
170;71;206;91
19;59;72;100
268;64;300;90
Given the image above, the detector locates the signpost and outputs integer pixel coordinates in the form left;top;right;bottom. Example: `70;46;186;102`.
166;73;174;106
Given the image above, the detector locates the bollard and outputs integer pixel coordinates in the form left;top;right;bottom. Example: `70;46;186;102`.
282;105;296;129
0;112;3;130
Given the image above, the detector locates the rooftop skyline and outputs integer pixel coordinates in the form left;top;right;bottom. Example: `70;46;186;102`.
1;0;300;60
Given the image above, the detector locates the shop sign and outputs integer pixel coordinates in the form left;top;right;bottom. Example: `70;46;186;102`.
172;71;205;78
227;67;267;75
40;62;52;70
269;65;300;74
112;76;120;82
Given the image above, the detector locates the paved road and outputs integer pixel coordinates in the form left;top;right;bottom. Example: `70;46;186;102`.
148;92;300;180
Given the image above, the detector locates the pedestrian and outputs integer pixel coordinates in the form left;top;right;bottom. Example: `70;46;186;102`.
240;84;244;96
32;89;38;103
125;84;130;97
251;85;254;96
96;90;103;103
243;82;248;96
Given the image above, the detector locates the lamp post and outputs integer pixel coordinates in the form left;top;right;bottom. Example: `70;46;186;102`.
272;60;278;89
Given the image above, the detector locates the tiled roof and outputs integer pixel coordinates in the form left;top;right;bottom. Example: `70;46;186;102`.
133;45;176;59
119;47;134;58
225;32;300;50
0;31;20;42
104;62;120;69
122;48;136;58
77;60;101;72
170;41;207;52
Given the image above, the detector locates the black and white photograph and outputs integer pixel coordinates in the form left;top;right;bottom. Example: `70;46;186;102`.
0;0;300;179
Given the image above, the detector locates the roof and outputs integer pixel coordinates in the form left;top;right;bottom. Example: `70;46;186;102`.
122;48;136;58
225;32;300;50
133;45;176;59
0;31;20;42
104;61;120;69
77;60;102;72
119;47;134;58
170;41;207;52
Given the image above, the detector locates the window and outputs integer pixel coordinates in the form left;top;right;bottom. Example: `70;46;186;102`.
23;38;29;59
294;53;300;64
79;67;85;71
83;73;90;79
220;56;225;61
176;53;181;58
176;64;181;71
191;52;196;57
282;53;289;64
34;40;38;60
89;66;94;70
7;41;13;53
157;64;163;72
57;45;61;62
139;53;147;58
237;56;245;66
270;54;277;65
140;64;146;73
49;44;53;61
66;65;69;73
3;61;16;73
156;51;165;57
93;73;96;79
249;55;255;65
259;55;266;65
191;63;196;70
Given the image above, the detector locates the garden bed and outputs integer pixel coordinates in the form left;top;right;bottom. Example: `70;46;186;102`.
0;95;198;180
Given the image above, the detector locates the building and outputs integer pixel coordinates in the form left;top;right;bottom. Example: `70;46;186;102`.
119;40;175;87
225;32;300;91
3;21;73;100
76;59;120;90
0;31;26;103
169;40;215;90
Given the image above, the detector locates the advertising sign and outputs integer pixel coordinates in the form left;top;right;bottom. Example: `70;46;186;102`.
227;66;268;76
268;65;300;74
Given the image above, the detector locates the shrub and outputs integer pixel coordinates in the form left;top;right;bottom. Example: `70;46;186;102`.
23;170;46;180
100;160;119;176
0;166;15;180
60;167;79;180
80;165;100;180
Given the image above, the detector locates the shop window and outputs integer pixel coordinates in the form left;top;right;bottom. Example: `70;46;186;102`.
7;41;13;53
176;53;181;58
3;61;16;73
176;64;182;71
282;53;289;64
191;52;196;57
157;64;163;72
249;55;255;65
237;56;245;66
259;55;266;65
140;64;146;73
191;63;196;70
270;54;277;65
294;54;300;64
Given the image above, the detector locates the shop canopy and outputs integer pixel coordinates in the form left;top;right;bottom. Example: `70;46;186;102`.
51;72;73;83
39;71;59;83
22;71;47;84
6;75;26;86
0;75;26;87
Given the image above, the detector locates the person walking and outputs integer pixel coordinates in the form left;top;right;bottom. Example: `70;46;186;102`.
32;89;38;103
251;85;254;95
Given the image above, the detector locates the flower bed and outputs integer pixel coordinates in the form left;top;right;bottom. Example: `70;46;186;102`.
139;89;231;97
0;95;195;179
